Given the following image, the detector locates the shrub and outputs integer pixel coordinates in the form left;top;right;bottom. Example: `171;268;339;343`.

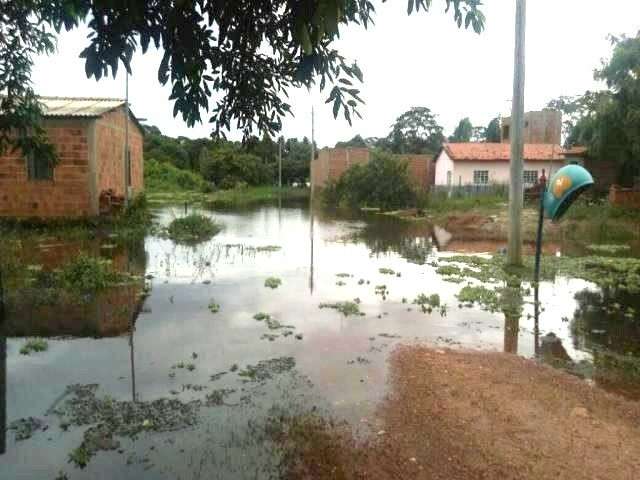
145;158;209;192
200;145;272;187
167;214;222;244
321;151;417;210
20;338;49;355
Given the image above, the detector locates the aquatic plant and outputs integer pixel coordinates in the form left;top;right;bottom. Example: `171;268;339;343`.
253;312;271;321
413;293;443;314
456;285;500;312
255;245;282;252
336;281;346;286
379;268;395;275
336;273;352;278
19;338;48;355
208;301;220;314
319;301;363;317
264;277;282;289
238;357;296;382
167;214;222;244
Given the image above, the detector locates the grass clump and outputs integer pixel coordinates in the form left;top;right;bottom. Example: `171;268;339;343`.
264;277;282;289
145;159;209;193
413;293;443;314
254;312;271;321
379;268;396;275
167;214;222;244
20;338;49;355
319;301;363;317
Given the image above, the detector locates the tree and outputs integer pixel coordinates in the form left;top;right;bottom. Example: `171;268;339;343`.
471;126;486;142
282;137;312;185
485;117;501;143
449;117;473;142
547;33;640;183
1;1;485;161
387;107;444;154
335;135;367;148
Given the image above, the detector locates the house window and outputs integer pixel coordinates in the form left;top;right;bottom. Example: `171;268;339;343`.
473;170;489;185
523;170;538;186
27;153;53;181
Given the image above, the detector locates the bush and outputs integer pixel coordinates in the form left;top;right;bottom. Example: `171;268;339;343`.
167;214;222;244
321;152;417;210
145;158;209;192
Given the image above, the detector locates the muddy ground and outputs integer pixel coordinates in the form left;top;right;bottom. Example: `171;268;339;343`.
288;346;640;480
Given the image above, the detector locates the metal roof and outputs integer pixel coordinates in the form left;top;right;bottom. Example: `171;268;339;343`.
39;96;126;117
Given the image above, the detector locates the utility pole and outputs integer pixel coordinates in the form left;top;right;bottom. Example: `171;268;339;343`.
508;0;527;266
123;72;130;208
278;137;283;190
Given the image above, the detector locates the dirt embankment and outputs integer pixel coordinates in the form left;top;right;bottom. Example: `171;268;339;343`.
287;346;640;479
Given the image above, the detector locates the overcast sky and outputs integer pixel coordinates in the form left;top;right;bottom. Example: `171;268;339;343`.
32;0;640;147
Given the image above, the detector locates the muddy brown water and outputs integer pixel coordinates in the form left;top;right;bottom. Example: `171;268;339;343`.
1;203;639;479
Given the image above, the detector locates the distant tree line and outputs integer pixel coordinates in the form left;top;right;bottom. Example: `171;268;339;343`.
144;126;314;189
333;107;501;156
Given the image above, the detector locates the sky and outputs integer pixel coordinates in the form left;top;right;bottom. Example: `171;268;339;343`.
32;0;640;148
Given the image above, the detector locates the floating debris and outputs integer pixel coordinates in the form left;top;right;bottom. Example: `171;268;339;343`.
336;281;346;286
209;372;227;382
336;273;352;278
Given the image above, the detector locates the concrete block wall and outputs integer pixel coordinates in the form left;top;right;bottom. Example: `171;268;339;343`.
0;119;92;218
501;110;562;145
311;148;433;191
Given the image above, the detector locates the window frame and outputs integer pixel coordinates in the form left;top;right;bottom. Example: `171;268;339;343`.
473;170;489;185
26;152;54;181
523;170;538;186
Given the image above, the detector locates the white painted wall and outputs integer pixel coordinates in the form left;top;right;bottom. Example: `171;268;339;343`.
434;150;455;186
435;155;564;186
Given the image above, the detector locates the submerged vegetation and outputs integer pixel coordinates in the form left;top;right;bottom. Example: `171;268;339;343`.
167;214;222;244
319;301;363;317
19;338;49;355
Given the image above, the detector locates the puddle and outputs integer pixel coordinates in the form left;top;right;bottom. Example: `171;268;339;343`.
1;203;640;477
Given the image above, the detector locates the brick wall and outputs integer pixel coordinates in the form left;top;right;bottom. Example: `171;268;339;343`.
0;119;92;218
95;107;144;198
311;148;433;190
609;185;640;209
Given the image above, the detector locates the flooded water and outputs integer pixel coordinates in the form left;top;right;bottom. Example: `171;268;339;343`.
2;202;639;478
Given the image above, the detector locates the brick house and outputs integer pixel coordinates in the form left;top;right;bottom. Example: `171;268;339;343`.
311;147;435;190
0;96;144;218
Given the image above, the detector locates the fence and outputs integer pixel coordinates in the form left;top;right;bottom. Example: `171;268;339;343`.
431;183;510;198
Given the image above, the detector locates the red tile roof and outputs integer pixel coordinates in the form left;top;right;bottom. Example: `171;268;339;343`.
442;143;565;162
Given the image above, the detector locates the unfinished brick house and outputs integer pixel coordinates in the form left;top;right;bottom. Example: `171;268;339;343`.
311;147;435;190
0;96;144;218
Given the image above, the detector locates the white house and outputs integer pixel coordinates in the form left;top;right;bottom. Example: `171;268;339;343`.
434;143;566;188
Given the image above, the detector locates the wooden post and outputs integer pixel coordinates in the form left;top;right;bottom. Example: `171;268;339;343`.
508;0;527;266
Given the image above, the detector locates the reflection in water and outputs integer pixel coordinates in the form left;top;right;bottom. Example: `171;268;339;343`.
1;267;5;455
129;320;137;403
502;281;524;354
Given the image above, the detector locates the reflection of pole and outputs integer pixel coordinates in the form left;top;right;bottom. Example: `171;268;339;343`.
534;176;546;287
533;283;540;356
0;267;5;455
507;0;527;266
502;281;523;354
309;106;315;294
129;322;137;403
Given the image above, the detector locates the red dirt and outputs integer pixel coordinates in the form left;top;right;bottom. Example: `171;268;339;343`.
288;346;640;479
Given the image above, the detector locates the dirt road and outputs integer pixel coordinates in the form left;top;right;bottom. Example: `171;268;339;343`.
287;346;640;479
